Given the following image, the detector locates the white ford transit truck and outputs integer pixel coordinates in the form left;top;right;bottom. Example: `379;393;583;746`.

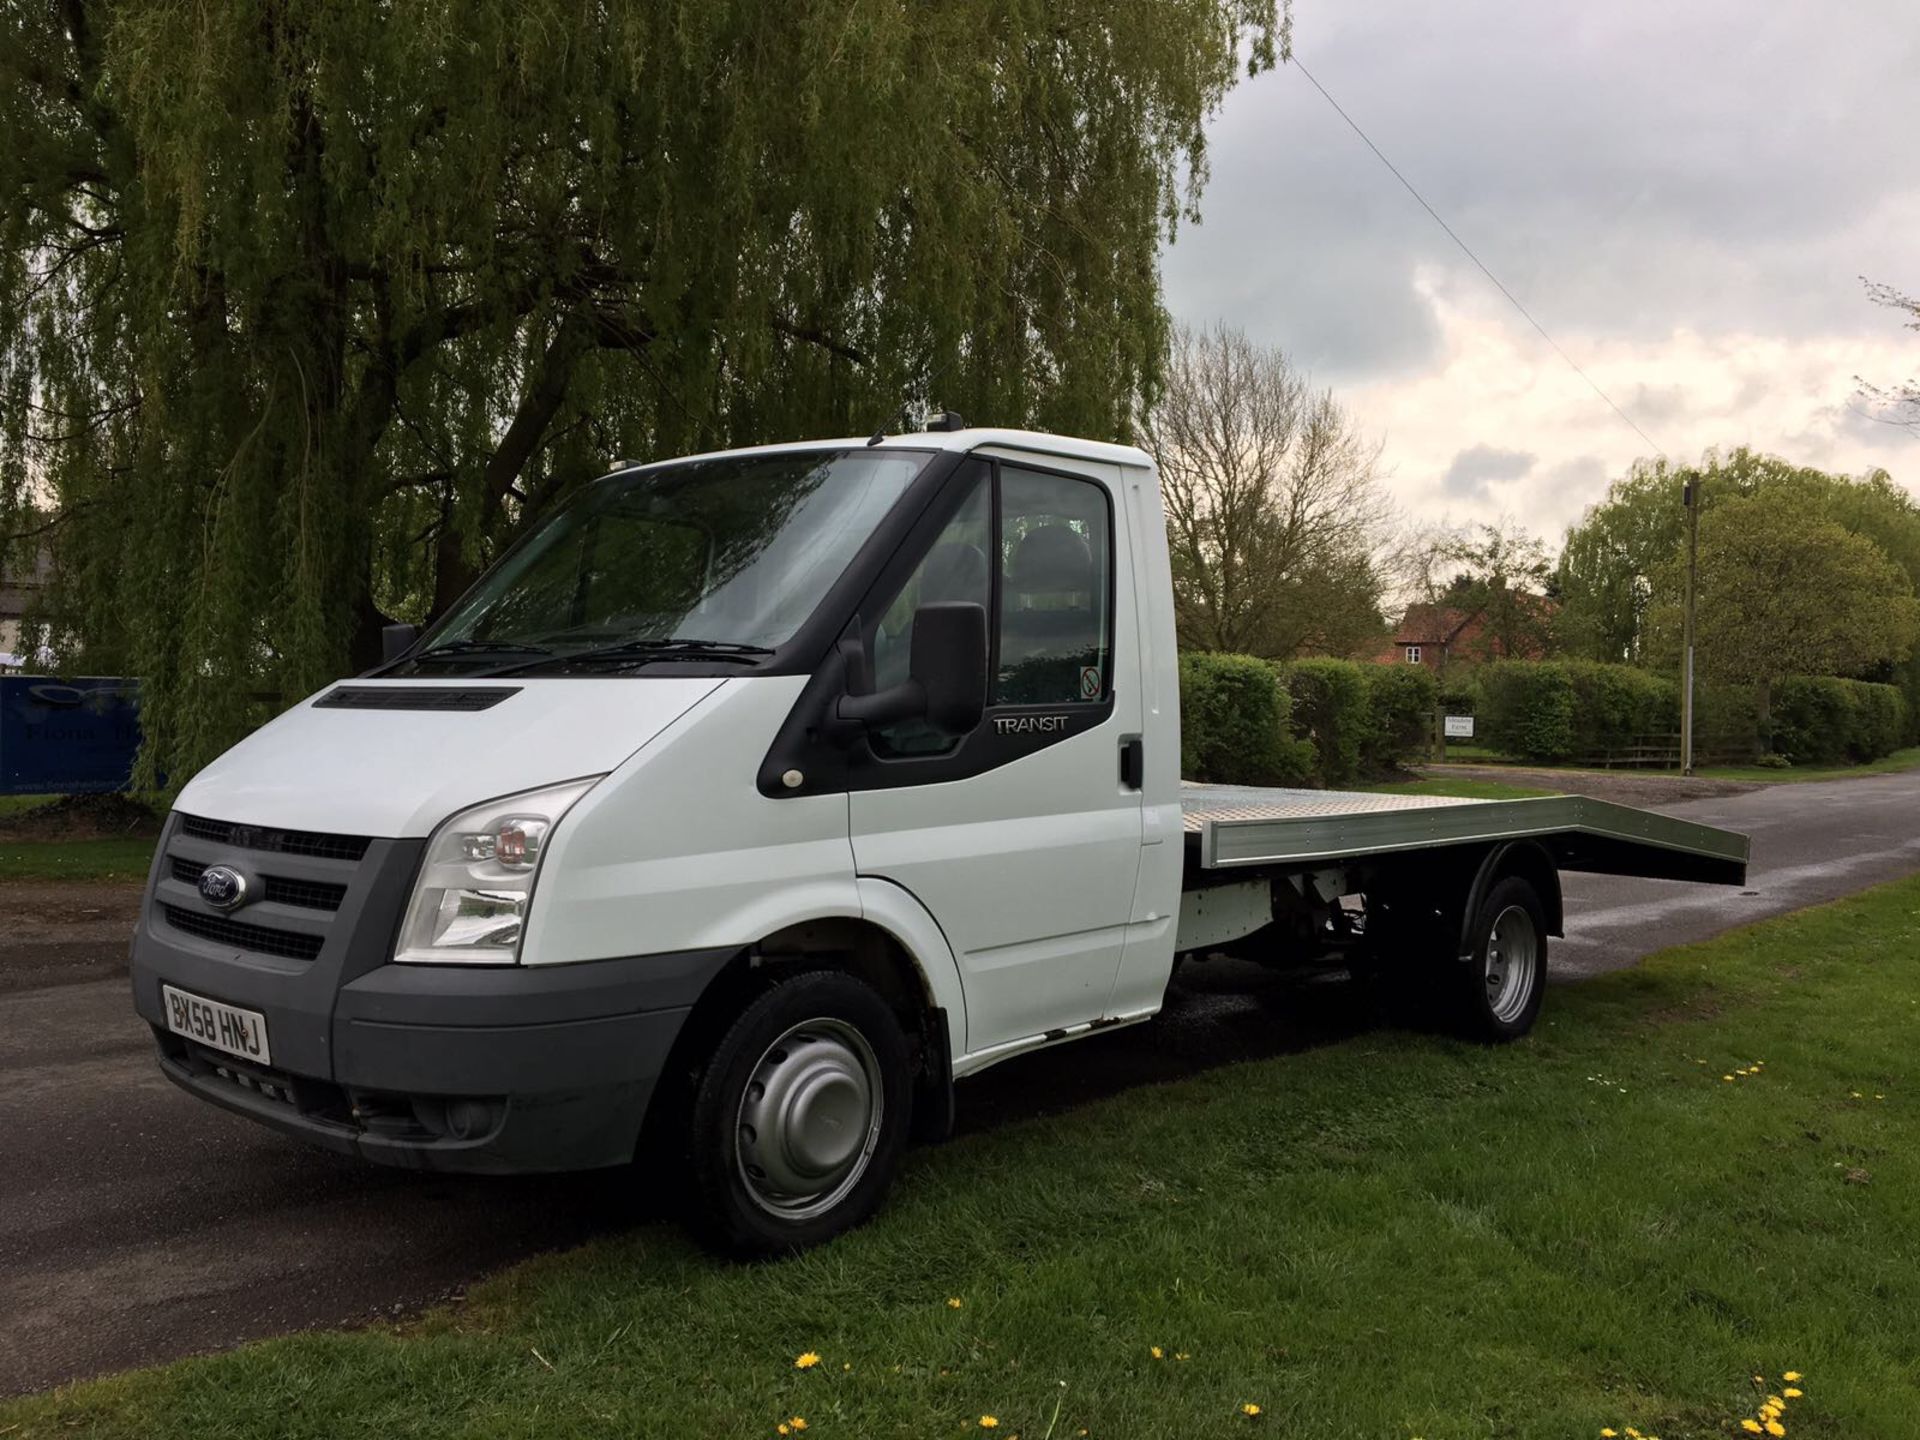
132;426;1749;1253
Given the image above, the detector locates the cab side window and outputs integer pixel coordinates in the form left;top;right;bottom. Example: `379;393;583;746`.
996;467;1112;706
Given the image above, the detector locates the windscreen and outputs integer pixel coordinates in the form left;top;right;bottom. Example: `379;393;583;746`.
415;449;929;665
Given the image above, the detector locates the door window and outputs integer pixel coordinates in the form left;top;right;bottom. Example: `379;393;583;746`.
865;462;1114;757
870;477;991;756
996;467;1112;706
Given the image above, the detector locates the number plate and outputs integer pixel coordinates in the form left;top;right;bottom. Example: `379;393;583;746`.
162;984;272;1066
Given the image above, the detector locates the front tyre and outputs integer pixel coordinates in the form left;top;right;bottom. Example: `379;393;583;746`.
687;970;913;1256
1454;875;1548;1042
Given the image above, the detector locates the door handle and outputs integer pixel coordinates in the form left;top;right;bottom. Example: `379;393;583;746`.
1119;735;1144;790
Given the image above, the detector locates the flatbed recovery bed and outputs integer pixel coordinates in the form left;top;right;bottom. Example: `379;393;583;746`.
1181;784;1750;886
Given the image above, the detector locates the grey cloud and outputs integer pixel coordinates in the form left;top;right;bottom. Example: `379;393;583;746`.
1821;400;1917;456
1441;443;1535;502
1163;0;1920;376
1629;384;1687;426
1510;457;1617;540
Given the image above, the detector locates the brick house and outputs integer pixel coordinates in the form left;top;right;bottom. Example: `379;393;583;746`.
1374;601;1547;673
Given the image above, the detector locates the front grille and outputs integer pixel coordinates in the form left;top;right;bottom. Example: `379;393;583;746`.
162;905;326;961
169;857;347;912
178;814;370;862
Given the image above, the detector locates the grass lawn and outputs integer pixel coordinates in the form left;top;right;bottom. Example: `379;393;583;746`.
1699;746;1920;784
1421;747;1920;786
1367;776;1554;800
0;836;156;882
0;792;161;881
8;882;1918;1438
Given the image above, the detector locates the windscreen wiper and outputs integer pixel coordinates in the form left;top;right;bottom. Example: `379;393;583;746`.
563;637;776;665
411;639;556;661
493;637;776;676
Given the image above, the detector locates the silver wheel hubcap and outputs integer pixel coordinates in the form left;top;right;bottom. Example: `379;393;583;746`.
735;1018;883;1220
1484;905;1539;1024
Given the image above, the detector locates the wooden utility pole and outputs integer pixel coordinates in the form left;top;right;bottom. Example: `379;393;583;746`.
1680;476;1700;775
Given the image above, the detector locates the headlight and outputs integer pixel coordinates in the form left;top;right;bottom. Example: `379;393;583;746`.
394;777;603;965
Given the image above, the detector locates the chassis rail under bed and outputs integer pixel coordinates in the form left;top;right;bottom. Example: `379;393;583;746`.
1180;784;1750;887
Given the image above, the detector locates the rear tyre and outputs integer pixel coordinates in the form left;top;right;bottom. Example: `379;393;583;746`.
1453;875;1547;1042
686;970;914;1257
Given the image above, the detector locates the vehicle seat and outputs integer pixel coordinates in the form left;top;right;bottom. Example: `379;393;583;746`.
999;523;1099;703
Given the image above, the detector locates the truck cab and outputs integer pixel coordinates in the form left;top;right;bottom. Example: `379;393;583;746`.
131;428;1747;1254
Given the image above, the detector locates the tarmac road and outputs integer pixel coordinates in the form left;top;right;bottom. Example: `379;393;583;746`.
4;768;1919;1395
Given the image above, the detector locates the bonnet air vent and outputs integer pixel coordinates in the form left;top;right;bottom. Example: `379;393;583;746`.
314;686;521;712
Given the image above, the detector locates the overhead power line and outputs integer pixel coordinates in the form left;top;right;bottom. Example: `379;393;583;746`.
1290;57;1667;457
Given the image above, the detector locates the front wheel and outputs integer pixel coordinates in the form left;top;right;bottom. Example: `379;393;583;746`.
1453;875;1548;1042
686;970;914;1256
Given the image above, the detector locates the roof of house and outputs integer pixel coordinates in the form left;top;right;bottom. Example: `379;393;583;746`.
1392;604;1480;647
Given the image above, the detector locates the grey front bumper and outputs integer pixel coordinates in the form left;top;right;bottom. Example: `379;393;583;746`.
131;815;732;1173
138;942;732;1173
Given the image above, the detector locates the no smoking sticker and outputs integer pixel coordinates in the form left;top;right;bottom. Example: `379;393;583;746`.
1079;666;1101;699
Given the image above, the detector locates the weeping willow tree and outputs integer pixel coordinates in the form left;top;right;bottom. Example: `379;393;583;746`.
0;0;1284;784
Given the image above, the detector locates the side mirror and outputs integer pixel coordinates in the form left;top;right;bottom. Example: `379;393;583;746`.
381;623;420;663
911;601;989;734
837;602;987;735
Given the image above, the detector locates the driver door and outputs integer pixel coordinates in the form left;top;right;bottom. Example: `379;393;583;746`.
847;457;1145;1058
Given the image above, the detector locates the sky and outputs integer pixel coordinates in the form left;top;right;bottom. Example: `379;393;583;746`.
1158;0;1920;546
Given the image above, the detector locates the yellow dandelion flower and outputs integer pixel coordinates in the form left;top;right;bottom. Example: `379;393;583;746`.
1241;1404;1262;1418
948;1297;964;1309
1782;1372;1802;1382
1175;1352;1191;1361
791;1421;808;1433
980;1418;999;1430
1765;1422;1785;1438
1601;1430;1618;1437
794;1352;821;1370
1724;1075;1735;1082
777;1427;789;1437
1767;1394;1785;1407
1740;1422;1761;1434
1784;1387;1802;1399
1626;1428;1642;1438
1150;1346;1164;1359
1852;1091;1863;1099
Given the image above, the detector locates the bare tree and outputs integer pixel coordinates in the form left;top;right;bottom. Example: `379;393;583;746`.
1397;519;1555;662
1856;279;1920;433
1141;324;1394;658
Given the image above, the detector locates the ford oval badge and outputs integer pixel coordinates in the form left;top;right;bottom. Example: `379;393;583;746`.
197;864;249;911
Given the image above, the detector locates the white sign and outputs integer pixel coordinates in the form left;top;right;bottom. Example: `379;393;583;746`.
1444;714;1475;739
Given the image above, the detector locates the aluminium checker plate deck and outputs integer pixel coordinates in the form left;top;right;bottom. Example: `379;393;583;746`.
1179;783;1751;886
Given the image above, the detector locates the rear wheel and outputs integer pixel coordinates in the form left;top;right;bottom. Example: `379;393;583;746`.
686;970;913;1256
1453;875;1547;1042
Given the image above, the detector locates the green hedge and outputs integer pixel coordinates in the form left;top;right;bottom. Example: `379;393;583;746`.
1283;659;1372;785
1177;653;1313;787
1771;677;1908;764
1478;661;1683;761
1359;663;1438;775
1479;661;1578;760
1471;661;1905;767
1178;654;1433;786
1562;661;1678;752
